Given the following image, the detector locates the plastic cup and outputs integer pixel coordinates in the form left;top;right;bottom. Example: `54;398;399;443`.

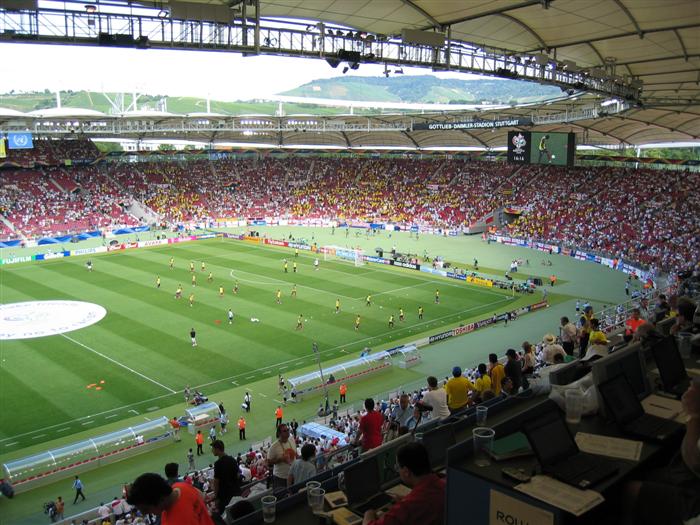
309;487;325;514
476;405;488;426
473;427;495;467
306;481;321;506
261;495;277;523
565;390;584;424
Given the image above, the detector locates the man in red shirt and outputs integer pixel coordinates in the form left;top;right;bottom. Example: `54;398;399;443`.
127;473;214;525
362;442;445;525
355;398;384;451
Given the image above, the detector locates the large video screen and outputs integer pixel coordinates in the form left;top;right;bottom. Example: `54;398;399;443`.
507;131;575;167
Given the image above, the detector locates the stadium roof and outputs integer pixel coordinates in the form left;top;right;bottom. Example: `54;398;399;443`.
156;0;700;146
0;0;698;148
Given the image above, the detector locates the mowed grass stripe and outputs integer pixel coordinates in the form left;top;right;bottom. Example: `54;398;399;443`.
0;238;516;445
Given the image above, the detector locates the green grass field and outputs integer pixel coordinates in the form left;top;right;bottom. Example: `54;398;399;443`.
0;237;518;449
0;228;634;524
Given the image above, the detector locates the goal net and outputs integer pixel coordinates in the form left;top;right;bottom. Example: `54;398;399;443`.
322;246;365;267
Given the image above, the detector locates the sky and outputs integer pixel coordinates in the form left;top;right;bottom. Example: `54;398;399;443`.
0;43;487;101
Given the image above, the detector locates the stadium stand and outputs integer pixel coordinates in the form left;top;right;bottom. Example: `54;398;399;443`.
2;153;698;274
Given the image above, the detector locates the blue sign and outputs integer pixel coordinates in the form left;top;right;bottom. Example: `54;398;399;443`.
7;133;33;150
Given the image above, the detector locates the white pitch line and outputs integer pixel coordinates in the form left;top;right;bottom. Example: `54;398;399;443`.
246;376;255;380
61;334;177;394
31;434;46;439
81;421;94;426
4;442;18;447
372;281;430;298
56;428;71;432
104;414;119;419
259;393;268;398
231;381;239;385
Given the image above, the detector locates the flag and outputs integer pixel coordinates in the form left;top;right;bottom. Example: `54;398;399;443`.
7;132;33;150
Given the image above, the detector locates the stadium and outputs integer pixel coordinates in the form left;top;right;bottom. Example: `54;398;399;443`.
0;1;699;524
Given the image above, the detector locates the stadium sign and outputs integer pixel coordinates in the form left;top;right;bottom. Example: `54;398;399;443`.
414;118;532;131
0;301;107;340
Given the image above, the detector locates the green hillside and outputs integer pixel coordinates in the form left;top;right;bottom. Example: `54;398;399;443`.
283;75;562;104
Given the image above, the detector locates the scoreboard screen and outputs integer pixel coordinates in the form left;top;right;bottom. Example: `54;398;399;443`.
507;131;575;167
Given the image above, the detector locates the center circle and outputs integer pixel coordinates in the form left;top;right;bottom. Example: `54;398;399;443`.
0;301;107;340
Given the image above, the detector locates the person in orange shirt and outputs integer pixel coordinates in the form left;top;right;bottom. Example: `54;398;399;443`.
195;430;204;456
238;416;246;441
127;473;214;525
625;308;646;342
275;406;283;427
550;274;557;286
339;383;347;403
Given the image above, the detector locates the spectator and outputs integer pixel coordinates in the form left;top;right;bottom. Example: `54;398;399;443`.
164;463;180;486
126;473;214;525
288;444;317;487
542;334;566;364
560;316;578;356
362;442;445;525
267;424;297;491
445;366;474;413
504;349;523;393
488;354;506;396
211;440;241;518
419;376;450;420
355;398;384;452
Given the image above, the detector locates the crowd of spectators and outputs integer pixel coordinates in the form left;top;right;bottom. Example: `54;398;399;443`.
1;151;698;273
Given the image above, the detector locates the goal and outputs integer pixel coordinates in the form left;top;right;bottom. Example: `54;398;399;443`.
322;245;365;267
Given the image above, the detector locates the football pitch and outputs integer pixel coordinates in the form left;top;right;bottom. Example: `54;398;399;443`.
0;237;517;447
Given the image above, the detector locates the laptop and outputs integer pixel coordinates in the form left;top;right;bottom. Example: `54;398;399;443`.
650;336;690;398
522;409;618;489
597;374;683;442
343;456;393;515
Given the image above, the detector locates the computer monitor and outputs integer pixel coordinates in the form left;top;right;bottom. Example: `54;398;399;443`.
419;423;456;469
522;409;578;467
343;456;381;505
597;374;644;424
591;343;651;416
650;335;690;396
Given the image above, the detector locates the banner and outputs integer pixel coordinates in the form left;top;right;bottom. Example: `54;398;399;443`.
7;132;33;150
467;276;494;287
414;118;532;131
0;138;5;158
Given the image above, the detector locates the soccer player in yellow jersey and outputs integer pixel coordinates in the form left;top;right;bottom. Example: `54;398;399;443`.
366;295;372;306
201;261;206;272
233;281;239;294
169;257;174;270
435;289;440;304
296;314;304;330
190;261;195;272
354;315;361;331
284;261;288;273
207;272;213;283
399;308;404;321
276;289;282;304
219;285;224;297
335;298;341;314
156;276;161;288
388;315;395;328
418;306;424;320
291;284;297;297
189;293;195;307
175;284;182;299
191;274;196;287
